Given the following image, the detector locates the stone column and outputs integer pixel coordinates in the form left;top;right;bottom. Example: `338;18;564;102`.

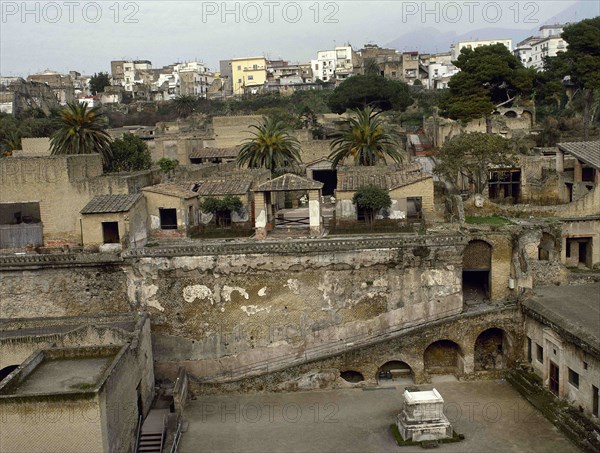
254;191;267;240
555;149;565;173
574;160;583;183
308;189;322;236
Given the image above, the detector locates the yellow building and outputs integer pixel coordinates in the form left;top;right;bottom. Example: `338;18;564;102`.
230;57;267;95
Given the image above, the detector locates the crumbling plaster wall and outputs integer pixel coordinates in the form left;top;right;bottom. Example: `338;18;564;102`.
125;244;464;380
0;265;131;319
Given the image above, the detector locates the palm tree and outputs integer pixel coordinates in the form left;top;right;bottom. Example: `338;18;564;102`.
50;102;112;165
328;107;403;168
2;131;22;157
173;95;198;118
236;116;302;173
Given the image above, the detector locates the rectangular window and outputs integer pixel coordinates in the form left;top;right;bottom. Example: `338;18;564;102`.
247;75;254;81
237;65;241;70
527;337;532;363
568;368;579;388
159;208;178;230
102;222;120;244
536;344;543;363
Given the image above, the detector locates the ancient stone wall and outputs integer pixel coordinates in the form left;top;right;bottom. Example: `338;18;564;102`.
190;306;522;393
125;237;465;381
0;262;130;319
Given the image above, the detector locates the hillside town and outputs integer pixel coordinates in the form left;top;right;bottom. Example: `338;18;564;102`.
0;8;599;453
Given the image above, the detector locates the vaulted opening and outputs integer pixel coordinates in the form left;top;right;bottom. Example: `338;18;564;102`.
340;370;364;383
424;340;464;377
474;328;510;371
376;360;414;384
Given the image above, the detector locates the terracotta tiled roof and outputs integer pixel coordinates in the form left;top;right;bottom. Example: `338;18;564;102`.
558;141;600;169
142;183;198;199
189;148;239;159
80;194;142;214
254;173;323;192
337;164;431;192
193;179;252;196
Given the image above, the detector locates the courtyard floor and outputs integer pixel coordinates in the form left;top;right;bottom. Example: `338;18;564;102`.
180;379;578;453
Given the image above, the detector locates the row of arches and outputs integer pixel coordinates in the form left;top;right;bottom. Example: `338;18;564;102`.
340;327;510;384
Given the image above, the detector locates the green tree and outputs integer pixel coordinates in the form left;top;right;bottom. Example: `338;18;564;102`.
156;157;179;174
328;74;412;113
236;116;301;172
105;133;152;173
541;17;600;139
328;107;403;168
89;72;111;95
434;132;515;194
440;44;536;133
199;195;243;227
173;95;199;118
50;102;112;165
1;131;21;157
352;184;391;225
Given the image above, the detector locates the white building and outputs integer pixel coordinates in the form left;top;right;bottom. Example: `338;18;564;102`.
310;45;358;83
311;50;336;82
121;60;152;92
451;39;512;61
174;61;215;97
514;24;567;70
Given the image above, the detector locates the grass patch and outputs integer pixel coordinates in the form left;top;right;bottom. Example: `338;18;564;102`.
465;215;512;225
390;424;464;447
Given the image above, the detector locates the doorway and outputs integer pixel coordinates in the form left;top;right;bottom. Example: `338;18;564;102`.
593;385;599;418
549;361;559;395
102;222;120;244
159;208;178;230
312;169;337;196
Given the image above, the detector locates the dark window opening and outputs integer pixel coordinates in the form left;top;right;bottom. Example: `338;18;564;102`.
406;197;423;222
311;169;337;196
593;385;599;417
340;370;364;383
216;210;232;228
159;208;178;230
462;270;490;301
568;368;579;389
527;337;532;363
549;361;559;395
102;222;120;244
537;344;544;363
488;170;521;203
582;167;595;183
579;241;588;265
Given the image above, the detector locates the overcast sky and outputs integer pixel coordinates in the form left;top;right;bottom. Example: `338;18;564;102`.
1;0;598;76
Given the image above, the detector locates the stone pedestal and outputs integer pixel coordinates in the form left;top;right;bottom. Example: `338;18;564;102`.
396;388;453;442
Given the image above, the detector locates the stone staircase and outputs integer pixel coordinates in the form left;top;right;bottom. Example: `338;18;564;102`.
136;409;168;453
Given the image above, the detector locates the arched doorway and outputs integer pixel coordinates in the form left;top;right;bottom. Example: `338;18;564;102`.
0;365;19;382
475;328;510;371
340;370;364;383
463;240;492;302
424;340;464;378
377;361;414;384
